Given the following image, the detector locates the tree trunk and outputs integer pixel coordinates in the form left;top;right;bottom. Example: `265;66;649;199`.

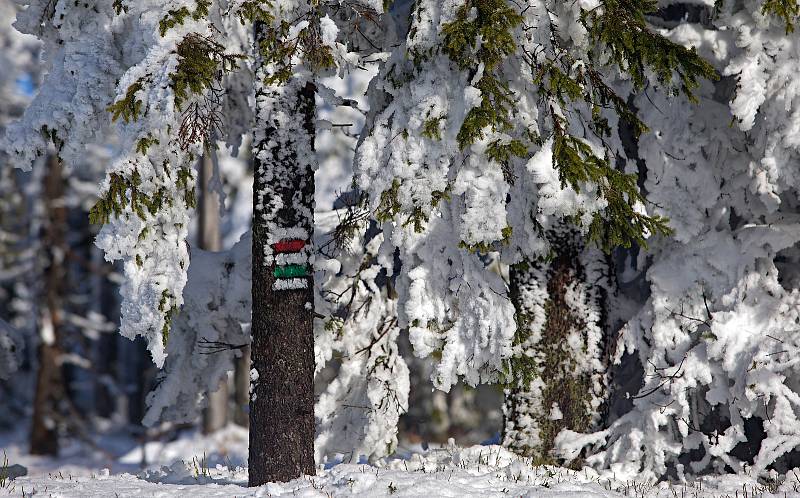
198;146;229;434
233;344;250;428
92;244;118;419
30;154;67;456
249;26;316;484
502;226;610;463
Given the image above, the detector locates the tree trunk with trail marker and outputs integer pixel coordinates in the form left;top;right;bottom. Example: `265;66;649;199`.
249;22;316;485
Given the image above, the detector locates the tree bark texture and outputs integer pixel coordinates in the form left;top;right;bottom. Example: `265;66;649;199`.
502;226;611;463
233;344;251;428
30;154;67;456
249;27;316;484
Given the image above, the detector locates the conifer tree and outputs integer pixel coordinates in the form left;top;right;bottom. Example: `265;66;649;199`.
557;1;800;478
3;0;392;483
353;0;715;463
18;0;800;484
490;0;719;463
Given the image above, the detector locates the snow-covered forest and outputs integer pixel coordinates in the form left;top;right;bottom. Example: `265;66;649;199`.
3;0;800;496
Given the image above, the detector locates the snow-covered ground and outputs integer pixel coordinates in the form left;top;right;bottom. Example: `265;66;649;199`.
2;428;800;497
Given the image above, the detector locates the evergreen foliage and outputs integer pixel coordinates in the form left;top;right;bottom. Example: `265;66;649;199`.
423;0;717;253
172;33;242;110
758;0;798;32
159;0;212;37
88;167;196;226
107;80;144;124
550;123;669;251
252;17;336;85
494;0;716;466
583;0;717;102
93;9;242;349
441;0;522;149
15;0;800;482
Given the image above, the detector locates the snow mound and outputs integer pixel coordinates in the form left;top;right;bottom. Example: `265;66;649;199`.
7;443;800;497
120;424;249;469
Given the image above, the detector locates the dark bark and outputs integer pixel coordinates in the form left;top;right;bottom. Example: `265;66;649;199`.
122;337;153;426
93;263;119;418
249;52;316;484
30;343;62;455
233;344;251;428
30;154;67;456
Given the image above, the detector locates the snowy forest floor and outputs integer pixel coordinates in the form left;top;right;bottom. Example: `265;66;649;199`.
1;427;799;497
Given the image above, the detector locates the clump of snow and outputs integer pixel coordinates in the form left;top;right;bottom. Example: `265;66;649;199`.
273;278;309;291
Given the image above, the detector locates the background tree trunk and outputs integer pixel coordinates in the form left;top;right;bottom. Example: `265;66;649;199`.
198;146;229;435
249;28;316;483
233;344;250;428
502;226;611;463
92;244;118;419
30;154;67;456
